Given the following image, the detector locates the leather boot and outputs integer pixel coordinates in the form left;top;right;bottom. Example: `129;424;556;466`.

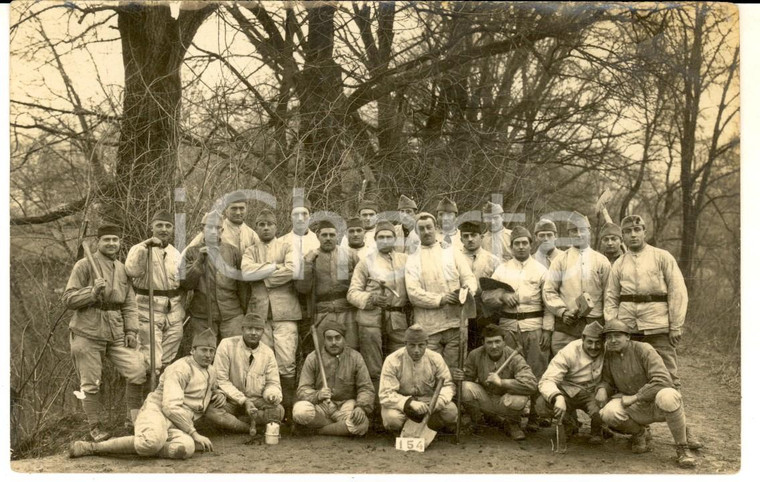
93;436;138;455
69;441;95;458
588;413;604;445
204;408;249;433
631;429;650;454
686;426;704;450
676;444;697;468
317;421;352;437
81;392;110;442
281;376;297;425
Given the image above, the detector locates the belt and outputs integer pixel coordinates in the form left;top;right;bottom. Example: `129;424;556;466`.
316;292;348;303
385;306;407;313
97;303;122;312
134;287;181;297
316;305;353;314
620;294;667;303
580;316;604;323
501;310;543;320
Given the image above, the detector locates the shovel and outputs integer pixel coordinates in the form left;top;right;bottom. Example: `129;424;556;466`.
400;377;445;449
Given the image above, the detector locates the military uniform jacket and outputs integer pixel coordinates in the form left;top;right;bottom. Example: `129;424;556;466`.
180;242;247;321
242;237;301;321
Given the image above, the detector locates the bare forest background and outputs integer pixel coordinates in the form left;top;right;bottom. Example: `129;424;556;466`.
8;1;739;459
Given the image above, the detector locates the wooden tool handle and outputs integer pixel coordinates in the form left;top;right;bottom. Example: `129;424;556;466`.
493;349;519;377
420;377;445;426
311;324;329;389
82;242;103;280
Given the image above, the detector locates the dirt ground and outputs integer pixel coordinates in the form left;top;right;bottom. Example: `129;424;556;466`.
10;352;740;474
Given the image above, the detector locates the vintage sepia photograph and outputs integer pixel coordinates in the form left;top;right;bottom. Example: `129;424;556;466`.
6;1;741;475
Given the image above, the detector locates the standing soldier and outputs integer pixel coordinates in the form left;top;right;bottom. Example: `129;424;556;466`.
459;219;500;349
599;222;625;264
481;201;513;262
125;212;184;396
296;220;361;349
533;218;560;268
69;329;227;460
64;224;147;442
345;217;370;261
481;225;553;431
221;197;259;257
406;213;477;370
347;221;409;395
241;208;300;423
180;212;247;343
394;194;420;254
604;214;701;448
435;197;463;252
543;212;610;355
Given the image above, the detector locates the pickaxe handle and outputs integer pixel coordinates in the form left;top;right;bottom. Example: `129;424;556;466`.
147;246;157;390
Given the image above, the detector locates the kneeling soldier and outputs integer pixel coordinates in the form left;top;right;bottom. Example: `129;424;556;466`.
213;313;285;435
379;325;458;434
596;320;697;468
536;321;605;444
451;324;537;441
69;329;227;460
293;320;375;436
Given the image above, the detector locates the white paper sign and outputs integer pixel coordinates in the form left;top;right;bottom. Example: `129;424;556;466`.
395;437;425;452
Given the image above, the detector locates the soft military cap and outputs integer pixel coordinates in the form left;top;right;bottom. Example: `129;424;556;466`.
398;195;418;211
459;221;483;235
510;225;533;245
404;324;428;343
482;201;504;215
314;219;337;233
582;321;604;338
193;328;217;348
621;215;646;230
602;319;631;335
151;211;173;225
435;197;458;214
358;199;379;213
292;197;312;212
242;312;266;329
568;211;591;230
534;218;557;234
374;221;396;238
201;211;224;227
320;319;347;338
600;222;622;239
346;217;363;229
255;209;277;224
97;224;121;238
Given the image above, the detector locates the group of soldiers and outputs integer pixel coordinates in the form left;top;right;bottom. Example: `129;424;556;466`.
64;193;703;469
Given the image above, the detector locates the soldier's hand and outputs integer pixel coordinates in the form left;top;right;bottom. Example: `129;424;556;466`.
244;399;258;416
501;292;519;309
145;237;163;247
350;407;367;426
211;392;226;409
561;310;577;326
124;332;138;349
264;393;278;405
553;395;567;422
191;432;213;452
485;372;502;386
409;400;429;416
374;294;391;308
540;329;552;351
92;278;107;299
304;250;319;264
317;387;332;402
669;330;682;347
595;387;608;408
199;246;209;257
451;368;465;382
621;394;638;408
440;292;459;306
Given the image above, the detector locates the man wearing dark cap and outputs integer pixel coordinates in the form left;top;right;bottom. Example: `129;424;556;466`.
242;208;300;421
482;201;513;262
533;218;560;268
394;195;420;254
599;222;624;264
125;212;185;403
543;211;611;355
341;199;379;252
435;197;464;252
348;220;410;394
69;329;227;459
537;321;605;445
481;225;553;431
459;219;500;349
379;325;458;433
345;217;370;261
596;320;697;468
406;212;477;370
451;324;537;441
213;313;285;435
296;220;361;349
64;224;146;442
181;212;247;343
293;320;375;436
280;196;320;280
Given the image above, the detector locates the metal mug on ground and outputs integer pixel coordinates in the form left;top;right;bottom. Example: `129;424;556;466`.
265;422;280;445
